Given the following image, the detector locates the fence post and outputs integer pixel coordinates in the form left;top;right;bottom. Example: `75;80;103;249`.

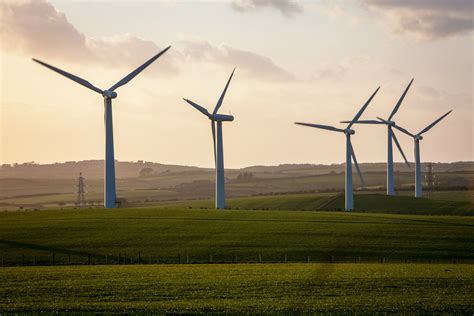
209;254;213;263
284;254;287;263
330;256;334;264
381;257;385;264
235;255;238;263
68;255;71;264
105;255;108;264
186;254;189;264
258;254;262;263
88;254;91;265
52;253;55;265
138;252;141;264
307;256;310;263
157;255;160;264
178;254;181;264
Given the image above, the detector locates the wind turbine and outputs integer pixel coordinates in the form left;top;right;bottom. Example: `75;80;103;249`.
33;46;171;208
385;110;452;198
341;79;413;195
183;69;236;209
295;87;380;211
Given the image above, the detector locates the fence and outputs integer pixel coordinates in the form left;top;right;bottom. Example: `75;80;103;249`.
0;252;469;267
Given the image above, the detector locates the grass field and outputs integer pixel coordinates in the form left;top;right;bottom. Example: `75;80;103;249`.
1;264;472;313
1;196;473;313
1;206;473;265
166;192;474;215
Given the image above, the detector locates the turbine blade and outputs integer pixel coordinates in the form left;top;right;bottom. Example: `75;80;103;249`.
393;124;415;138
350;142;365;187
294;122;345;133
376;116;390;124
347;86;380;129
183;98;212;118
32;58;103;94
340;119;384;124
388;78;414;120
213;68;235;115
211;121;217;167
392;131;410;168
418;110;453;136
109;45;171;91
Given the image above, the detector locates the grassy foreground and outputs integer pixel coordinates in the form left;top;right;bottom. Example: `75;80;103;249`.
1;263;472;313
1;207;473;264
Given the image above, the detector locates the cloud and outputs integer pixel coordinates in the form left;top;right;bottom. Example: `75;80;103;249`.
362;0;474;40
0;0;294;80
182;40;295;81
231;0;303;17
0;0;178;74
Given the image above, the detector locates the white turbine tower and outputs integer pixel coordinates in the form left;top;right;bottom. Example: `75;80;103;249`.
341;79;413;195
183;69;236;209
295;87;380;211
385;110;452;198
33;46;171;208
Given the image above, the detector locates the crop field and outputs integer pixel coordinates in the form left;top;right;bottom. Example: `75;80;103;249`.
1;206;473;265
175;192;474;215
1;264;472;313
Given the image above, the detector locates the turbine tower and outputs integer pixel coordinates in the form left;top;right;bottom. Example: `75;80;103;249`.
341;79;413;195
385;110;452;198
183;69;236;209
33;46;171;208
295;87;380;211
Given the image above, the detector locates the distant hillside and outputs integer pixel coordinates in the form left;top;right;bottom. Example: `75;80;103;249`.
0;160;204;179
1;160;473;180
1;160;473;210
242;161;474;174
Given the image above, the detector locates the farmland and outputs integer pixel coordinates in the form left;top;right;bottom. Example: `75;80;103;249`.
1;264;472;313
1;160;473;210
1;206;473;265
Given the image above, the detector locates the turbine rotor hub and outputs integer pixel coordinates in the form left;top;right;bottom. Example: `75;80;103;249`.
345;129;355;135
102;90;118;99
212;114;234;122
387;120;396;127
416;135;423;141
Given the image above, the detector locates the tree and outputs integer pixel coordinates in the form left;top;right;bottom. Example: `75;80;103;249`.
236;172;254;182
139;167;154;177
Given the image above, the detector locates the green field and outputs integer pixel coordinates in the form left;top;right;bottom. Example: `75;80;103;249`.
1;264;472;313
176;192;474;215
1;197;473;313
1;206;473;265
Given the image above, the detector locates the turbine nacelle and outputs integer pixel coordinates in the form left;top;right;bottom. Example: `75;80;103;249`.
344;129;355;135
415;135;423;141
212;114;234;122
102;90;118;99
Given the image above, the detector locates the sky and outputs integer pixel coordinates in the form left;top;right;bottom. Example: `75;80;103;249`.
0;0;473;168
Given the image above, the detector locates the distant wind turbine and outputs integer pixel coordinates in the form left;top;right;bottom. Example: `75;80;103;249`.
295;87;380;211
33;46;171;208
183;69;236;209
341;79;413;195
385;110;452;198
